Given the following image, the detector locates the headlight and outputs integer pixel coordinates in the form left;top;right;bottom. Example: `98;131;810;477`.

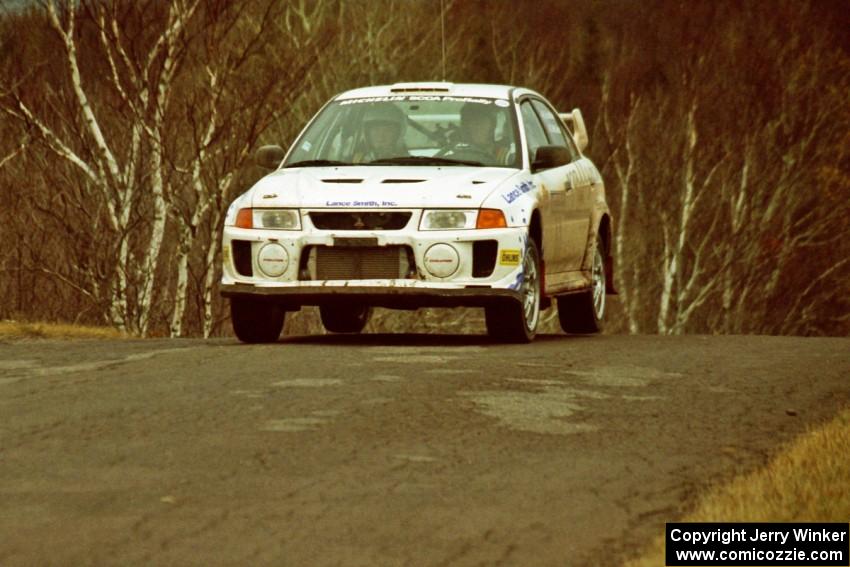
252;208;301;230
419;209;477;230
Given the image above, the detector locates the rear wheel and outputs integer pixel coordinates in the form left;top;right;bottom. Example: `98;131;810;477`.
558;236;606;334
320;304;372;333
485;239;541;343
230;297;285;343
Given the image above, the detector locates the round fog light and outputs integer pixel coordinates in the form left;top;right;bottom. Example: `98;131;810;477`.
258;243;289;277
423;243;459;278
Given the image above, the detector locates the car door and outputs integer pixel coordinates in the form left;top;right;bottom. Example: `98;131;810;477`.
529;99;589;273
519;100;571;276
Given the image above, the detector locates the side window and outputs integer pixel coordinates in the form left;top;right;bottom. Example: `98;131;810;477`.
531;99;578;161
519;101;549;163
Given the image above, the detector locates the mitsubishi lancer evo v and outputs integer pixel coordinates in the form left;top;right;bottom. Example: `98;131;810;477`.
221;82;615;343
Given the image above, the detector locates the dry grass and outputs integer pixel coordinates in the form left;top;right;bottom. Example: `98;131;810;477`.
0;320;126;340
625;408;850;566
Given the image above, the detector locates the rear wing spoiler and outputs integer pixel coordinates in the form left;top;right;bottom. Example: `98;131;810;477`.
558;109;588;152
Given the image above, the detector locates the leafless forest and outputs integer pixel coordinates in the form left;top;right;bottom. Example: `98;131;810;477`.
0;0;847;337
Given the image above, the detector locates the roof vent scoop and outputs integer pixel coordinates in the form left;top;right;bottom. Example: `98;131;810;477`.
390;82;453;93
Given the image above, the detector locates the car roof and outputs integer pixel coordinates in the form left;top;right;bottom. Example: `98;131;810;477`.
335;82;538;101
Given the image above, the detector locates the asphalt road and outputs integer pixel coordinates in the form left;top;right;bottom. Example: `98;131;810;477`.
1;334;848;566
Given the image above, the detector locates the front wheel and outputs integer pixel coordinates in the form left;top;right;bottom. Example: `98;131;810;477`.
557;236;606;334
230;297;285;343
320;304;372;333
485;239;541;343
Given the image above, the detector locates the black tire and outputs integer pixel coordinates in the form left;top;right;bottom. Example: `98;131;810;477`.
230;297;285;343
320;304;372;333
557;236;606;334
485;239;541;343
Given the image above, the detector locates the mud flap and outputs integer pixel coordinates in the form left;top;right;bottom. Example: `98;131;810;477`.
539;258;551;309
605;256;618;295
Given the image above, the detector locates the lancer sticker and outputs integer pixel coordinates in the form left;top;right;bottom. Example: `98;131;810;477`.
501;180;535;204
500;249;521;266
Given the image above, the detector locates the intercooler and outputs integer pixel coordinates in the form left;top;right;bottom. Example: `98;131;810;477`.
303;245;415;280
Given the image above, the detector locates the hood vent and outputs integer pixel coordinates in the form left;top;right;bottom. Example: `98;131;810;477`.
382;179;425;184
322;178;362;184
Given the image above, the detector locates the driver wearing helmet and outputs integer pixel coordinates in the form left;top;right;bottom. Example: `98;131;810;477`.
457;103;508;164
354;104;408;162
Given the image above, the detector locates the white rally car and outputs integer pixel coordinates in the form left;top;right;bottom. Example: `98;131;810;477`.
221;82;614;343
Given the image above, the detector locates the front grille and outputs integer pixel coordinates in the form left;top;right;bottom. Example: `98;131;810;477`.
310;211;411;230
305;245;413;280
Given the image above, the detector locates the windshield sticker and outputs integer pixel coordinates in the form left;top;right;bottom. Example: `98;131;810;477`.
501;180;535;204
500;249;521;266
495;100;510;107
301;141;312;152
339;95;502;106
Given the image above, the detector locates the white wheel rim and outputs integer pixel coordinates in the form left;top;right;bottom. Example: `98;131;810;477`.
592;246;605;319
521;248;540;331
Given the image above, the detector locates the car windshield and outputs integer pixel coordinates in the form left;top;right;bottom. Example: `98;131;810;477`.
284;96;520;169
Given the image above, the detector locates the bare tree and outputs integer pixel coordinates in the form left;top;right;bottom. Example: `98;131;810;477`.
165;0;315;337
1;0;202;334
1;0;847;338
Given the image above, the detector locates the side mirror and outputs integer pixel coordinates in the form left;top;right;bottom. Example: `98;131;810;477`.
254;145;286;170
532;145;571;172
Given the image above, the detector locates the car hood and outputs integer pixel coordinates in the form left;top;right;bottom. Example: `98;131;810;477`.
248;166;521;209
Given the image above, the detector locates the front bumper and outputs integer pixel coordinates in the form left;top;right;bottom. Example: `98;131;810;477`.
220;214;529;308
221;283;521;309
